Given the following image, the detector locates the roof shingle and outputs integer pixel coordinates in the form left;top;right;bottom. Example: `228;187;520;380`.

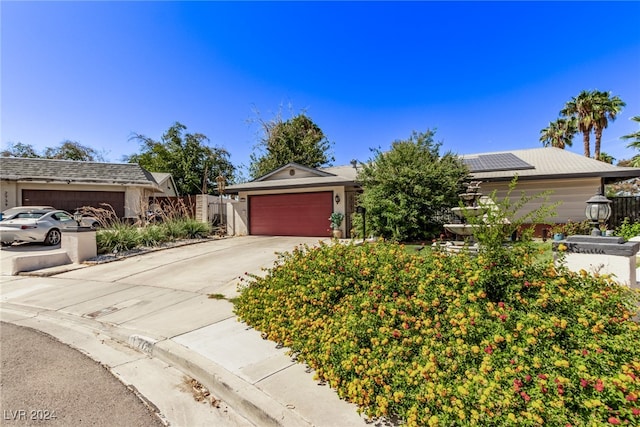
0;157;159;187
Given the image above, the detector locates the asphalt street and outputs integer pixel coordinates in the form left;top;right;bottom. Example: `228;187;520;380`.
0;321;164;426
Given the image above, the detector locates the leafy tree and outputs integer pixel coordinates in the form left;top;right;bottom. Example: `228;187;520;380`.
539;117;576;149
126;122;235;196
560;90;625;159
1;140;104;161
44;140;105;161
249;113;334;179
1;142;41;158
356;130;469;242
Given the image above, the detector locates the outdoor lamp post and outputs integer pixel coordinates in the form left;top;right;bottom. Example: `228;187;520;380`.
216;175;226;195
73;211;83;227
216;175;226;228
585;188;611;236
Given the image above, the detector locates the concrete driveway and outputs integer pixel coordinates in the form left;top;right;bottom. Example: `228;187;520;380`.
54;235;324;295
0;235;367;427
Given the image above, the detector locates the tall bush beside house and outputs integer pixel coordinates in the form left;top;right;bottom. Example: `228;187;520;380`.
356;130;469;242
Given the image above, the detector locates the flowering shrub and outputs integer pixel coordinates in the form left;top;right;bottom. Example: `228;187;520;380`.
234;241;640;426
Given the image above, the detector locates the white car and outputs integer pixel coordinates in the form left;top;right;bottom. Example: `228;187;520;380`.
0;210;78;246
0;206;55;221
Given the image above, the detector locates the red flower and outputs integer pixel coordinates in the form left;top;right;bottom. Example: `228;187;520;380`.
608;417;621;425
525;374;532;382
626;392;638;401
580;379;589;388
632;408;640;416
595;379;604;392
520;391;531;402
557;384;564;395
484;346;493;354
513;379;523;392
538;374;548;380
498;301;505;308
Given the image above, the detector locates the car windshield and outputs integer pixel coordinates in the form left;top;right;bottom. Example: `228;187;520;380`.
14;212;45;219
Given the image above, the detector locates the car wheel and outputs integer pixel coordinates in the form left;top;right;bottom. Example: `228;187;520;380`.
44;229;61;246
90;222;99;230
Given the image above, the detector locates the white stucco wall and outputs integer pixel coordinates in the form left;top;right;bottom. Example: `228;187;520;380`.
0;180;18;211
558;252;637;289
226;199;248;236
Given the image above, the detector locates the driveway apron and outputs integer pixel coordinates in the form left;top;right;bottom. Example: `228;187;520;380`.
0;236;370;426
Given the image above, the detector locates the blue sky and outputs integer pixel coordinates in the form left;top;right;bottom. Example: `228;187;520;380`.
2;1;640;178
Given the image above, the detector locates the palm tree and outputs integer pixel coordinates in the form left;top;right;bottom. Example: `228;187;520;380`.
622;115;640;148
592;91;626;161
561;90;597;158
540;118;577;149
621;116;640;167
597;152;614;164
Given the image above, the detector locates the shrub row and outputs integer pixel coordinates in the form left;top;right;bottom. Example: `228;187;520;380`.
96;218;211;254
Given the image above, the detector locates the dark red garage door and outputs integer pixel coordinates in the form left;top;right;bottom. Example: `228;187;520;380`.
249;192;333;237
22;190;126;218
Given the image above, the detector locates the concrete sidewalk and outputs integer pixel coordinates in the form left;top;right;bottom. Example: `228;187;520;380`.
0;236;372;427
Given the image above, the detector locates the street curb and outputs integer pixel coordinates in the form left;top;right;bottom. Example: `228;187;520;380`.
150;340;312;427
1;305;309;427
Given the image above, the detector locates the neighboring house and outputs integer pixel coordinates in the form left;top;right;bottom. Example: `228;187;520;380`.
150;172;179;198
0;157;165;220
225;148;640;238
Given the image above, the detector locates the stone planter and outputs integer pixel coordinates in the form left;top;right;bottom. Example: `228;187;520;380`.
332;229;343;239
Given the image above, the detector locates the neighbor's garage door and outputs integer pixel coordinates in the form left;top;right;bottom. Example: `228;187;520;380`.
22;190;125;218
249;192;333;237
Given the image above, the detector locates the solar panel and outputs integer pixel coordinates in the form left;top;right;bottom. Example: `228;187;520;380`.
463;153;534;173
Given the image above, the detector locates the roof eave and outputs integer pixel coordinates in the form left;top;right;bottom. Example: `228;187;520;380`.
473;170;640;183
226;180;359;194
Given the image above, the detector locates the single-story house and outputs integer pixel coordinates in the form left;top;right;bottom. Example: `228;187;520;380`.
225;147;640;238
225;163;358;237
0;157;168;220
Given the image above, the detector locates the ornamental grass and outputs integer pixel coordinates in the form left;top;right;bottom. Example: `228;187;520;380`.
234;241;640;426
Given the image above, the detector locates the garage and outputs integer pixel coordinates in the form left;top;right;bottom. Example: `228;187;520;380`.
22;190;126;218
249;192;333;236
